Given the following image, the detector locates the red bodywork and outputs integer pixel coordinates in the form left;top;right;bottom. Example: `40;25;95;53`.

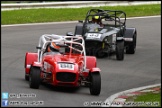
25;52;100;87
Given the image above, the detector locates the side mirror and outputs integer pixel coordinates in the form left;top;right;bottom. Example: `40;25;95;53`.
66;32;74;36
36;46;41;49
78;20;83;23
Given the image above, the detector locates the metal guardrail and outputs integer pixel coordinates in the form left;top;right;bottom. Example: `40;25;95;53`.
1;1;114;10
1;1;161;11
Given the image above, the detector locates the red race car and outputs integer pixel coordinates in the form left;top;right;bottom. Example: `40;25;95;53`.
24;34;101;95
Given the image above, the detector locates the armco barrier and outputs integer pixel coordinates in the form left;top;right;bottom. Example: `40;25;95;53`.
1;1;114;10
1;1;161;11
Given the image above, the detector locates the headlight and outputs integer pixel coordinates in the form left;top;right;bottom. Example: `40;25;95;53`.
104;38;108;42
58;63;74;70
112;34;116;42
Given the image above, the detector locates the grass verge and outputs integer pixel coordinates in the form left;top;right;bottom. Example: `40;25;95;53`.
1;4;161;25
125;87;161;107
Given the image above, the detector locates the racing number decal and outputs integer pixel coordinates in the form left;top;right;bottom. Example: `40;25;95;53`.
87;33;101;39
59;63;74;70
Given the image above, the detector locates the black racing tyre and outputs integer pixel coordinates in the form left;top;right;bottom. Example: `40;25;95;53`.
29;66;41;89
74;25;83;35
25;74;29;81
116;40;124;60
89;72;101;95
126;32;137;54
96;48;107;58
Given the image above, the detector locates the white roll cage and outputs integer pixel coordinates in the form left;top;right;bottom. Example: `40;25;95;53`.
37;34;87;70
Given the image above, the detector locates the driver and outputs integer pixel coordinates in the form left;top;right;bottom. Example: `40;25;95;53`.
44;42;60;55
92;15;104;27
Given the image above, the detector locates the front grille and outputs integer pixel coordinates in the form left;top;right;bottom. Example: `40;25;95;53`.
86;48;96;56
56;72;76;82
85;41;100;48
85;41;102;56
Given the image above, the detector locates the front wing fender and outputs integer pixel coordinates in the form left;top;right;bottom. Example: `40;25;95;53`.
90;67;101;73
25;52;38;74
124;27;137;42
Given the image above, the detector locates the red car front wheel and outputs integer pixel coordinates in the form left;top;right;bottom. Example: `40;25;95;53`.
29;66;41;89
89;72;101;95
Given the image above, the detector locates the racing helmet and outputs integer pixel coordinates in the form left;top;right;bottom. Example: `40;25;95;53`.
92;15;101;24
48;42;60;52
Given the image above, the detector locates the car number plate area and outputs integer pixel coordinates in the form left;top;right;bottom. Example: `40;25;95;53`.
59;63;74;70
87;33;101;39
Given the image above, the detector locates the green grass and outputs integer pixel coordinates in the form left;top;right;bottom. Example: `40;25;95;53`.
1;4;161;25
134;92;161;107
125;88;161;107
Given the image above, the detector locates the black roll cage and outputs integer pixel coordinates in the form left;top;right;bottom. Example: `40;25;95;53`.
82;9;126;35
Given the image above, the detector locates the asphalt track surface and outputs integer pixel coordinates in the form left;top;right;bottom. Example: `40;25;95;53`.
1;16;161;107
